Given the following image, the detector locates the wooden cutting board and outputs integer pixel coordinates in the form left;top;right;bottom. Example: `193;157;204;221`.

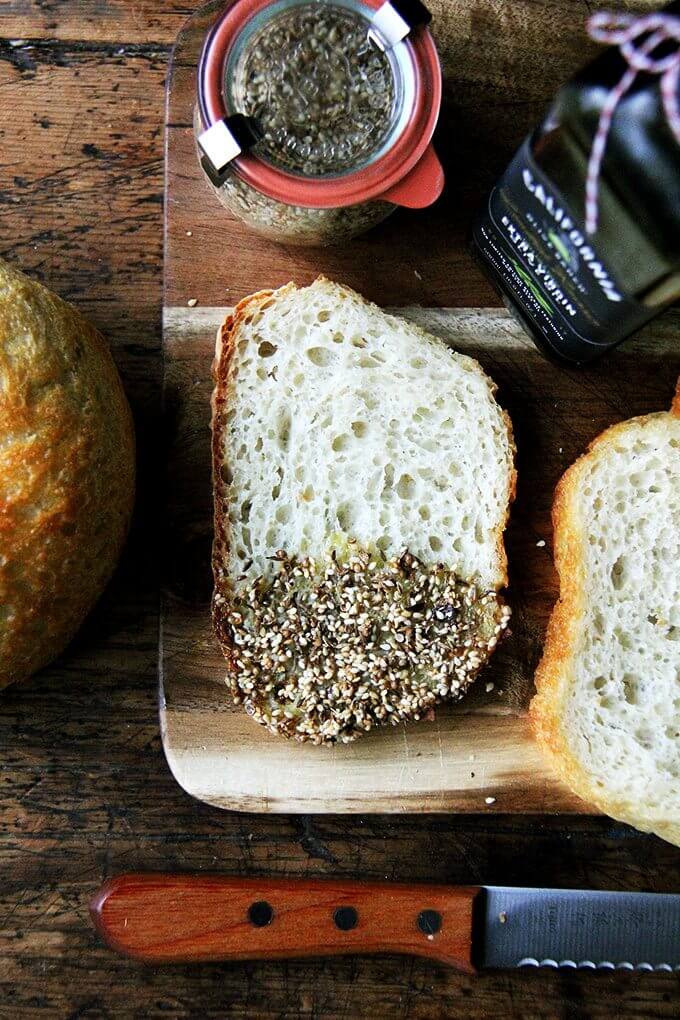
161;0;677;813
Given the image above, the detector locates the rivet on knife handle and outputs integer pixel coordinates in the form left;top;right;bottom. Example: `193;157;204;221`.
90;874;481;971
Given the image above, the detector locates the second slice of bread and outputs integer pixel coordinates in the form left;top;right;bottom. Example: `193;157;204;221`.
212;279;515;744
531;383;680;845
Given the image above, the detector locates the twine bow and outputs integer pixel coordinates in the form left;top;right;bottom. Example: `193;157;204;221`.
584;10;680;234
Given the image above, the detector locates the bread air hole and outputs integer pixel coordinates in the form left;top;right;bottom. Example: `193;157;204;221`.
317;310;331;322
336;501;358;531
396;474;415;500
276;410;291;449
301;485;314;502
419;506;430;521
358;389;377;410
623;673;639;705
220;463;233;485
258;341;278;358
331;434;349;452
351;421;367;439
275;504;292;524
429;536;443;553
615;628;633;651
306;347;332;367
610;555;626;589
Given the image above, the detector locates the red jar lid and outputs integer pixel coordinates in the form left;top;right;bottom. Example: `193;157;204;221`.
197;0;443;209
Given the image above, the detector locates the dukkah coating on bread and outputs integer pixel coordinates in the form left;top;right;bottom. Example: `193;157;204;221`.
0;260;135;689
530;382;680;847
215;547;511;744
211;279;515;744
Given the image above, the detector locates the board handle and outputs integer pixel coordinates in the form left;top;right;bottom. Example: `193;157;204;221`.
91;874;480;970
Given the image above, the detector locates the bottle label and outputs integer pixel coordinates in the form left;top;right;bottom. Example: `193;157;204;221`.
472;138;652;361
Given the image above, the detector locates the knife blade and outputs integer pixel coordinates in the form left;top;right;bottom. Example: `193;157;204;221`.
91;874;679;972
477;886;680;971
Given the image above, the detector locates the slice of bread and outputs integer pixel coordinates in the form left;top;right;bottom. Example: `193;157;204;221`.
211;278;515;744
531;383;680;846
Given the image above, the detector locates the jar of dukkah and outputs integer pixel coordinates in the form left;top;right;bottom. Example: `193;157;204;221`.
195;0;444;245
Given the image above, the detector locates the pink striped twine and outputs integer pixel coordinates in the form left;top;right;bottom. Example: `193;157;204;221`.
584;10;680;235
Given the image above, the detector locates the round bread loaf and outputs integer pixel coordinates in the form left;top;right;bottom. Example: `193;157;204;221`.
0;260;135;689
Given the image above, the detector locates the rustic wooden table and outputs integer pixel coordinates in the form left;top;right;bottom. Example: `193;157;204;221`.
0;2;678;1017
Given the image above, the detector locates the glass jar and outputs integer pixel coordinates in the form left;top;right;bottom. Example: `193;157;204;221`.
195;0;444;245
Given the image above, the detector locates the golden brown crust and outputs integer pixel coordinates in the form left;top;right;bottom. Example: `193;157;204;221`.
210;279;516;707
672;377;680;418
530;382;680;843
0;260;135;690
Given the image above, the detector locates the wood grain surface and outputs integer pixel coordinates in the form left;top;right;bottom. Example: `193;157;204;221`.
1;1;679;1017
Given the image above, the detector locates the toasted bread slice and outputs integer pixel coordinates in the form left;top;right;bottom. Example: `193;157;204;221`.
531;382;680;845
211;279;515;744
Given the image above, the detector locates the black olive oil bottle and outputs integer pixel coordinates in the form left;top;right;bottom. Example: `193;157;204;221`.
471;4;680;364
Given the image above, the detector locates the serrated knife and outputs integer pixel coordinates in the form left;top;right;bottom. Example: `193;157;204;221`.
91;875;679;971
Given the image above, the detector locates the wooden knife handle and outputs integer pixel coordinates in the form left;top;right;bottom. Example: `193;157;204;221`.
91;874;480;971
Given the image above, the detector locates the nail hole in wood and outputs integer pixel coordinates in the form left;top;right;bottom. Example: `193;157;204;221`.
417;909;442;935
333;906;358;931
248;900;274;927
